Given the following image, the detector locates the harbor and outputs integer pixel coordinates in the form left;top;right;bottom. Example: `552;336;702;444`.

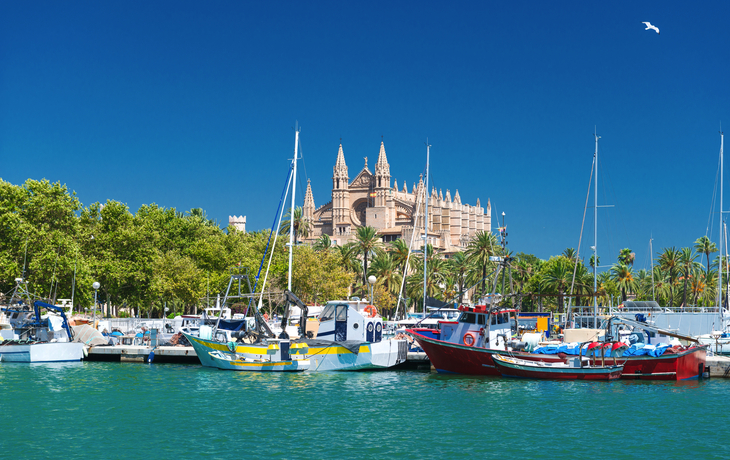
2;360;729;459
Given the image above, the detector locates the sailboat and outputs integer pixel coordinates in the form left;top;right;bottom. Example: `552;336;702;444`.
182;127;407;371
569;130;707;380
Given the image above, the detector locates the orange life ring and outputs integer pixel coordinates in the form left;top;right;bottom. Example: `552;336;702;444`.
364;305;378;318
463;331;477;347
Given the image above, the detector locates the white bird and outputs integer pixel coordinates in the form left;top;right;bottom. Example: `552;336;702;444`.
642;22;660;34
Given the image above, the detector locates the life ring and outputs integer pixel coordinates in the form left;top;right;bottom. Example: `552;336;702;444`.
364;305;378;318
463;331;477;347
479;327;485;336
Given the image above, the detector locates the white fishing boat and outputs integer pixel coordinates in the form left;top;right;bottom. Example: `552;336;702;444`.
1;284;85;363
184;127;407;371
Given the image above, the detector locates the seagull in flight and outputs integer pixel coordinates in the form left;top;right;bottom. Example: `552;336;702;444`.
642;22;660;34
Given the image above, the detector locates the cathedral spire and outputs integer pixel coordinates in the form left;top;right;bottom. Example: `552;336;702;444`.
334;143;348;176
303;179;315;234
376;141;389;168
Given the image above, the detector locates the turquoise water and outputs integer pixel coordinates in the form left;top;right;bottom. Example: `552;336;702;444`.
1;362;729;460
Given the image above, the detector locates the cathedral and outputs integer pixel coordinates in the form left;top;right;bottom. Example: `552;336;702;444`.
302;141;491;252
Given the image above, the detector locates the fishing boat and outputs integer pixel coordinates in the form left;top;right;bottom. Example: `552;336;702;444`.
1;290;85;363
492;354;623;380
184;127;407;371
207;344;310;372
185;296;406;371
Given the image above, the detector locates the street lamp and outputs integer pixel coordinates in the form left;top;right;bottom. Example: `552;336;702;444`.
368;275;377;305
92;281;100;324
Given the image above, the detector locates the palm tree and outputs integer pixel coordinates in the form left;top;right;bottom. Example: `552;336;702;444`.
589;254;600;270
354;226;383;285
658;247;681;308
466;231;500;299
334;242;360;275
540;256;572;313
562;248;578;263
610;262;638;302
694;236;718;275
678;247;699;307
280;206;310;244
388;238;410;277
449;251;473;304
369;252;402;296
313;234;332;251
618;248;635;267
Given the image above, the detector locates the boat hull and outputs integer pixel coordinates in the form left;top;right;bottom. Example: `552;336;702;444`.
409;329;707;380
183;332;405;371
208;351;309;372
493;355;623;380
613;346;707;380
0;342;85;363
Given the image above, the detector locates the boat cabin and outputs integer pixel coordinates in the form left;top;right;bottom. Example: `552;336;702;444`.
438;305;518;349
316;300;384;343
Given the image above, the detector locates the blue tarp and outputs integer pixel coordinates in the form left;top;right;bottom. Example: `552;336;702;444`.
622;343;671;357
532;342;671;357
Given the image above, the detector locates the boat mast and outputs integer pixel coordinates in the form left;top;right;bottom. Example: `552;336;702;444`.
423;140;430;314
593;129;600;326
650;237;655;301
719;131;725;308
288;126;300;292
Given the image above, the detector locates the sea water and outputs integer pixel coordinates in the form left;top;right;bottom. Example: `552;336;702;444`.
1;361;729;460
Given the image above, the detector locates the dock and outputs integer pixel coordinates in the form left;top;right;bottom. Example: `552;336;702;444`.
87;345;200;364
707;355;730;378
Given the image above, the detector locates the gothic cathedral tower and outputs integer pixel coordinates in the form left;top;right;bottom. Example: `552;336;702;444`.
366;141;393;229
332;143;351;239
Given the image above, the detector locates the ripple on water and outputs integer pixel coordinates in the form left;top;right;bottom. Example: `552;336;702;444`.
2;363;730;459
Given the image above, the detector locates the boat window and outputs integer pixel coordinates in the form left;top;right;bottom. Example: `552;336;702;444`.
320;305;336;322
336;305;348;321
458;312;477;324
477;314;486;325
491;315;496;325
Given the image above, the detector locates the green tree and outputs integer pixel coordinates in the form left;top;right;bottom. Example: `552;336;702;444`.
287;246;352;304
539;256;572;313
313;234;332;251
280;206;310;245
658;247;681;308
610;262;637;302
354;226;383;286
466;231;500;299
694;236;718;276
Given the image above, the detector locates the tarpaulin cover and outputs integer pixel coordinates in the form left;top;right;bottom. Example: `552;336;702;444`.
216;319;247;331
622;343;670;357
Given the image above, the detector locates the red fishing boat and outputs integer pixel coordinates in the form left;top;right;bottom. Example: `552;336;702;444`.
408;306;708;380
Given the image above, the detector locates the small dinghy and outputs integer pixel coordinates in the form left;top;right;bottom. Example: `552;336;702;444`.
493;354;623;381
207;350;310;372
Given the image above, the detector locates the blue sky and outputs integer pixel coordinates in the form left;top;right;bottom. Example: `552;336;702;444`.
2;1;730;273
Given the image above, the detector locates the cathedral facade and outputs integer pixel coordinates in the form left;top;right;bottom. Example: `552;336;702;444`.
302;141;491;252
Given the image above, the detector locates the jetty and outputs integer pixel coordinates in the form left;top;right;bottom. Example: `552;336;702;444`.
86;344;199;364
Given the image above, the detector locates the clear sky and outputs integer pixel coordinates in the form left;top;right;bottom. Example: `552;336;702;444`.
2;1;729;274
